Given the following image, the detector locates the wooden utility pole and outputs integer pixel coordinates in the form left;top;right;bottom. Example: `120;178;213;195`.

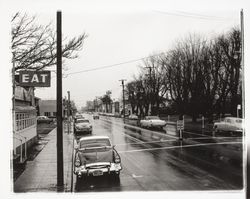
119;79;126;119
145;66;155;115
240;9;244;119
67;91;71;134
56;11;64;187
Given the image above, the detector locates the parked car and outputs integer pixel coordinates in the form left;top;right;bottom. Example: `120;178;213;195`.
213;117;244;133
74;118;92;134
74;135;122;180
93;113;99;120
140;116;167;129
74;114;84;122
37;116;53;124
128;114;138;120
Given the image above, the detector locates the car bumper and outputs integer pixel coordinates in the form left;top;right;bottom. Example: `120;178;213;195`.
74;162;122;177
75;128;92;133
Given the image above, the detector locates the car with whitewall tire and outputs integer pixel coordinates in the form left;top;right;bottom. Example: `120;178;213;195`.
213;117;244;134
140;116;167;129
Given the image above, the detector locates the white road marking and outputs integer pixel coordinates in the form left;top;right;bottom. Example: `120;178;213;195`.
115;139;177;146
183;130;211;137
118;141;242;153
132;174;143;178
187;136;242;140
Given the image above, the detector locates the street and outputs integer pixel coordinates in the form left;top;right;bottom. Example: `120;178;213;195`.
73;114;243;192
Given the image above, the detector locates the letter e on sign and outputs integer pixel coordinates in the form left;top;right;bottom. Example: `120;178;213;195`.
22;74;30;83
19;71;51;87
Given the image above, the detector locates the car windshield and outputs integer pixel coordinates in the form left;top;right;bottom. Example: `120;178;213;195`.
146;116;160;120
79;138;111;148
76;119;89;124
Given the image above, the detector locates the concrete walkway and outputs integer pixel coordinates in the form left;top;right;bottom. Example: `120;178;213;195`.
14;126;74;192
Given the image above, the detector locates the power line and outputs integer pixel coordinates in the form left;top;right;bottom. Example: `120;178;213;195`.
63;52;165;77
152;10;236;21
173;10;236;20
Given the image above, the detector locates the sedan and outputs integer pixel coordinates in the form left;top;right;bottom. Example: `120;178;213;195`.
93;113;99;120
213;117;244;133
74;119;92;134
140;116;167;129
37;116;53;124
74;136;122;180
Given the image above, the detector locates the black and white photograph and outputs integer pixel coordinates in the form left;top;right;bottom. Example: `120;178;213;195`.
0;0;249;199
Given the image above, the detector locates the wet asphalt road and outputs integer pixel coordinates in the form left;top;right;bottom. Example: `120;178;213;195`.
73;114;243;192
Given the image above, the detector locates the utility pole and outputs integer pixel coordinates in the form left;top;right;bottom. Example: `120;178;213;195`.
119;79;126;119
95;96;99;112
240;9;244;119
145;66;155;115
67;91;71;134
56;11;64;188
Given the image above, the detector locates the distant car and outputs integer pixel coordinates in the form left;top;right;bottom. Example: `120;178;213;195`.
37;116;53;124
128;114;138;120
74;135;122;180
93;113;99;120
140;116;167;129
74;114;84;122
213;117;244;133
74;118;92;134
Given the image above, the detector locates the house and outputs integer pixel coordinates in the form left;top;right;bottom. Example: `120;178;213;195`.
13;85;37;163
39;100;57;118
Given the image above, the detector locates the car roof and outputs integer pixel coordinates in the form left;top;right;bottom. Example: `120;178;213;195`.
79;135;110;141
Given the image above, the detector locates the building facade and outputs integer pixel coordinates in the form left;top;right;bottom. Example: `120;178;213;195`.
13;86;37;163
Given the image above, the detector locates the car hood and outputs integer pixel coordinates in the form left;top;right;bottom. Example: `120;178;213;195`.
77;148;113;165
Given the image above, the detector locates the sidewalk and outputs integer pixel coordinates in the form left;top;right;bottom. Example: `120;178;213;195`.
14;125;74;192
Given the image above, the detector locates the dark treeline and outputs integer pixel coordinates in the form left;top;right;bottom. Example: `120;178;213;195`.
125;28;242;122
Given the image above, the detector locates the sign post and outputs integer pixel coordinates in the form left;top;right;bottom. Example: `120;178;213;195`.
177;120;184;140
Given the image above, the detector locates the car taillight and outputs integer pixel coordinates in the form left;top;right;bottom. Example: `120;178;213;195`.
75;155;81;167
113;151;121;163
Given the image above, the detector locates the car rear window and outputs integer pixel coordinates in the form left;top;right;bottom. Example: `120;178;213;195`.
80;139;111;148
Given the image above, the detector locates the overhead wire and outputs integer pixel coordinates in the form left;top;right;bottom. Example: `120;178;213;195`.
152;10;236;21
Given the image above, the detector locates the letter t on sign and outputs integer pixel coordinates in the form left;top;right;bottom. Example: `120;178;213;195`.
40;74;48;83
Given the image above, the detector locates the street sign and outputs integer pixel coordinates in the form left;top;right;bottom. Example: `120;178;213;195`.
19;71;51;87
177;120;184;130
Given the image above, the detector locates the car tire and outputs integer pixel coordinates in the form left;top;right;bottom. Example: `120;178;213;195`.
110;172;120;181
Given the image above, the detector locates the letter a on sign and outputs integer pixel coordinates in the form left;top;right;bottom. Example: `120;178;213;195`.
31;74;39;82
19;71;51;87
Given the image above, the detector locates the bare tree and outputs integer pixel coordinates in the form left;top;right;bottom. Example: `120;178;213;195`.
12;12;88;71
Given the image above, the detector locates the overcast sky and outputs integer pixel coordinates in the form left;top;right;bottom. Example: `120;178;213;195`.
32;8;240;108
2;0;246;110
